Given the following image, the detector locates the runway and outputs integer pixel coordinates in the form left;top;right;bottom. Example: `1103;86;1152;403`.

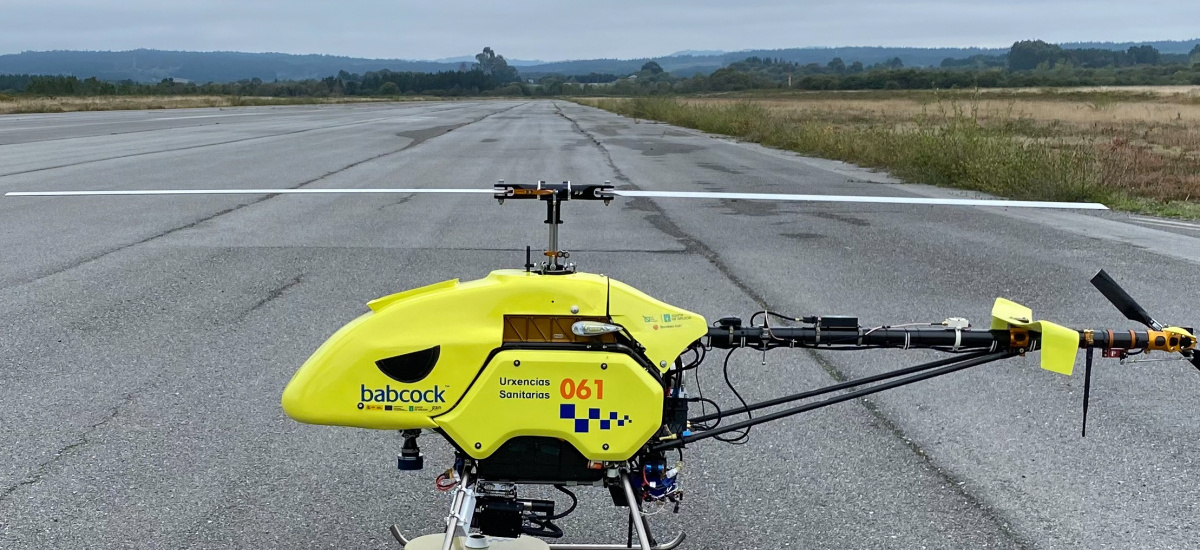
1;100;1196;549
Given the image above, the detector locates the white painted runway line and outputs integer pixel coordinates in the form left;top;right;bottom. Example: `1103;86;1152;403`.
1129;215;1200;232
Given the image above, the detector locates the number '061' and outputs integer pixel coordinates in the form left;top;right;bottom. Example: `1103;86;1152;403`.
560;378;603;400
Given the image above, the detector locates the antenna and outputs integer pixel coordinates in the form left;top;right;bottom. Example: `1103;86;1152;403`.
1082;347;1094;437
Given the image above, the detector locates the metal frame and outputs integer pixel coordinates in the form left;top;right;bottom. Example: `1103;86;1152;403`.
655;350;1017;452
390;468;685;550
439;469;477;550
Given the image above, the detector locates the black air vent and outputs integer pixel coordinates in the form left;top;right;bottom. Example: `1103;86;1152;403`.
375;346;440;383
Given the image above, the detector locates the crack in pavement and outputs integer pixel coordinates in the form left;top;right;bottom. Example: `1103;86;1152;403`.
0;392;136;504
556;101;1031;549
553;102;770;306
376;194;414;211
238;274;304;321
3;102;526;293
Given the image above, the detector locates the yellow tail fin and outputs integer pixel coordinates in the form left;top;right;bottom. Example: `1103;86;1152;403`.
991;298;1078;376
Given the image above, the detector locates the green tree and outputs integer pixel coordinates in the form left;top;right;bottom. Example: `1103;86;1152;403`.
1127;45;1161;65
827;57;846;74
474;47;520;84
379;82;399;95
641;61;664;74
1009;40;1063;70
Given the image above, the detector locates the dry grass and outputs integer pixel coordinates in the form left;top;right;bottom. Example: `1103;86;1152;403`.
695;97;1200;127
975;85;1200;97
581;92;1200;218
0;95;422;115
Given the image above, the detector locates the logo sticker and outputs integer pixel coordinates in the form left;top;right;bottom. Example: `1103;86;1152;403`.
359;384;445;404
560;404;632;433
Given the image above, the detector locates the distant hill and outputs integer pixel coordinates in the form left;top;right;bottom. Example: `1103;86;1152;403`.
3;39;1198;83
524;40;1200;77
0;49;464;83
668;49;727;57
518;48;1011;78
1058;39;1200;54
431;55;546;67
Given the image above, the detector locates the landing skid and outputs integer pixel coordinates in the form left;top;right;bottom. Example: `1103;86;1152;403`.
389;471;685;550
389;528;686;550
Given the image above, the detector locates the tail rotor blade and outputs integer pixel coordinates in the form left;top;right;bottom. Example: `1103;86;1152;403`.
1090;270;1162;330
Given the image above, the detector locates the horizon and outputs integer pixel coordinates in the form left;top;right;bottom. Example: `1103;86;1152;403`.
4;35;1198;66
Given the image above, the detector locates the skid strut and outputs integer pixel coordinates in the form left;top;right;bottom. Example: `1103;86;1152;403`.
620;471;653;550
440;469;476;550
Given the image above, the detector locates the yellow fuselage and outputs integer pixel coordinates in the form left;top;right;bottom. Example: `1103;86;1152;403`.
282;270;708;461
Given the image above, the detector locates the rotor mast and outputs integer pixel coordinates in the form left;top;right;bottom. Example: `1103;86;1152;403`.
494;180;614;274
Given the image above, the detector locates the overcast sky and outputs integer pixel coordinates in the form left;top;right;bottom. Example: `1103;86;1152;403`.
2;1;1196;61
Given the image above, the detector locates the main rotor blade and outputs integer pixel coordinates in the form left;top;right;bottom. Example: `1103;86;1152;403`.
611;190;1109;210
5;188;495;197
6;187;1109;210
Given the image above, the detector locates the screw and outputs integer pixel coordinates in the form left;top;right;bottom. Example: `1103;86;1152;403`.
659;360;668;368
601;363;608;370
602;443;609;450
475;443;482;450
513;360;521;367
571;305;580;314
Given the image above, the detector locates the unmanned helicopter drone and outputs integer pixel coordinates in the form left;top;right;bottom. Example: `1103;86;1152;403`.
8;181;1197;550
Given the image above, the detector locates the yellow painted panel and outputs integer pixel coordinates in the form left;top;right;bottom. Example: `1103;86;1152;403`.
608;279;708;371
435;350;662;460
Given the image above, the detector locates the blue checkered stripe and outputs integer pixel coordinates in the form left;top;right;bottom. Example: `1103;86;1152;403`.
559;404;632;433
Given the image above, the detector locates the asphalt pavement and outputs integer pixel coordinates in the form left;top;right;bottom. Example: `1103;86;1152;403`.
1;100;1196;549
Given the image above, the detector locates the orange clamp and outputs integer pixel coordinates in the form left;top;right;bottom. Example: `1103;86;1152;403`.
1009;327;1030;349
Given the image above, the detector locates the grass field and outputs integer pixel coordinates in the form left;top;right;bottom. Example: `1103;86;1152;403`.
579;89;1200;218
0;95;425;115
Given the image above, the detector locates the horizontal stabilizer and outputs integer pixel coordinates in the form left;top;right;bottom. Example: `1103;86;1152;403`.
991;298;1078;376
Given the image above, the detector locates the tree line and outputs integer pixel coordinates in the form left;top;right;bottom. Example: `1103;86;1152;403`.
4;42;1200;98
0;47;527;97
563;41;1200;94
1;71;519;98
